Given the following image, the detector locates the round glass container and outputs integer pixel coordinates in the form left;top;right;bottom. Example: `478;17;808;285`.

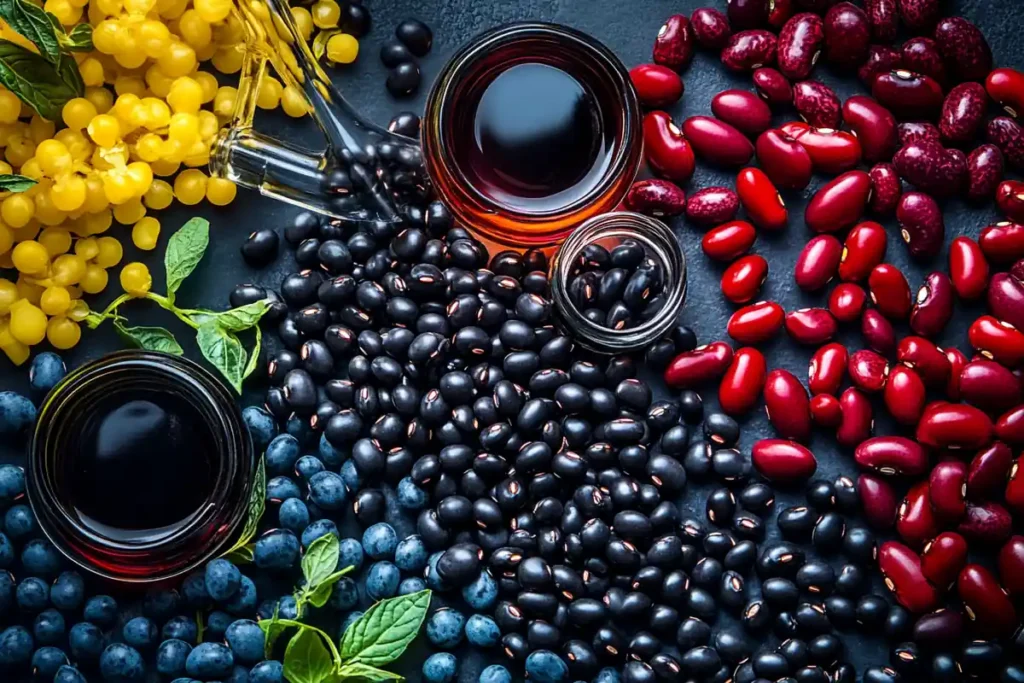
550;212;687;353
27;351;254;583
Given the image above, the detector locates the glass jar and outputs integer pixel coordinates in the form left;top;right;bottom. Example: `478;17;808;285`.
27;351;254;583
550;212;687;353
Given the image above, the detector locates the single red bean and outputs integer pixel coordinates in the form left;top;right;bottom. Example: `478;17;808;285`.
629;64;684;108
964;144;1005;203
872;70;943;120
691;7;733;50
900;37;946;87
969;315;1024;367
822;2;869;69
721;30;778;72
980;221;1024;265
837;386;873;448
841;96;897;164
933;17;992;84
986;67;1024;119
727;0;771;30
763;369;812;442
858;44;902;88
719;347;768;415
912;609;965;649
711;89;773;136
828;283;866;322
939;83;987;145
792;81;841;128
624;179;687;218
664;341;734;388
898;121;940;146
867;264;911;320
682;116;755;167
959;360;1022;415
781;122;862;173
996;406;1024;445
777;13;824;80
861;309;896;356
685;186;740;227
959;564;1018;636
768;0;796;29
998;536;1024;595
988;272;1024;333
755;129;813;190
892;140;967;198
916;401;994;451
855;436;927;477
879;541;939;613
643;111;696;182
996;180;1024;223
838;222;886;282
883;364;926;425
805;170;872;233
785;308;837;345
966;442;1014;500
702;220;757;261
794;235;842;291
722;254;769;303
728;300;785;345
809;393;842;427
863;0;898;41
848;349;889;393
958;502;1013;546
897;192;944;261
1006;456;1024;515
752;68;793;107
986;117;1024;171
736;167;787;230
809;342;847;395
896;0;940;31
859;474;898;529
653;14;695;70
920;532;968;589
928;461;968;522
897;336;950;388
909;271;954;338
896;481;939;549
752;438;817;482
944;347;968;400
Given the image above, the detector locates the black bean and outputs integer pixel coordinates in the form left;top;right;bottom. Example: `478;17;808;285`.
742;599;772;632
681;646;721;678
753;652;790;679
855;594;888;630
704;412;740;447
811;512;846;553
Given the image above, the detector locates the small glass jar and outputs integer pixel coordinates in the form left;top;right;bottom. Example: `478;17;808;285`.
550;212;687;353
27;351;254;583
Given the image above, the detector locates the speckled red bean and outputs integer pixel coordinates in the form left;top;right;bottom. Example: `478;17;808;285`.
939;83;987;144
859;474;898;529
839;221;887;282
643;111;696;182
849;349;890;393
883;364;926;425
786;308;837;345
872;70;943;120
711;89;773;136
793;81;841;128
625;179;687;217
958;502;1013;546
861;308;896;355
653;14;695;70
997;406;1024;445
727;0;771;30
719;347;768;415
897;192;944;261
998;536;1024;595
686;186;740;227
858;45;902;88
664;341;734;388
842;96;897;164
898;121;940;146
810;393;842;427
823;2;870;69
805;170;872;233
728;300;785;344
996;180;1024;223
721;29;778;72
777;13;824;80
945;347;968;400
794;235;842;291
781;122;862;173
987;67;1024;119
682;116;755;167
879;540;939;613
896;481;939;549
722;254;769;303
927;460;968;522
916;401;994;451
809;342;847;395
896;0;940;31
934;17;993;83
837;386;874;448
828;283;867;322
986;117;1024;171
756;129;813;190
964;144;1005;203
768;0;796;28
988;271;1024;332
900;37;946;87
920;532;968;589
969;315;1024;367
893;141;967;197
868;264;911;320
1006;456;1024;515
869;163;902;216
967;442;1014;499
909;270;955;338
630;64;684;108
897;336;949;388
763;369;812;441
980;222;1024;265
948;236;989;300
752;67;793;107
864;0;899;41
752;439;817;482
702;220;757;261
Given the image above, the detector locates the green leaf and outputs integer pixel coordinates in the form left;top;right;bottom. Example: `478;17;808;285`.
284;627;337;683
338;590;431;667
222;457;265;559
0;39;77;120
63;23;92;51
259;606;287;658
302;534;341;588
223;543;254;564
0;0;62;65
113;322;184;355
164;217;210;299
243;324;262;380
336;662;403;682
0;174;36;192
302;568;352;609
214;300;269;332
196;321;247;393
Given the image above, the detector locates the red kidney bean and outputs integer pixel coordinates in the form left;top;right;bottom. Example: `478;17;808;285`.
848;349;889;393
629;64;684;108
643;111;696;182
859;474;898;529
909;271;953;338
996;180;1024;223
921;532;968;589
928;460;968;522
996;406;1024;445
727;0;771;30
917;401;994;451
736;168;787;230
792;81;841;128
945;347;968;400
728;300;784;344
822;2;869;69
913;609;965;649
879;541;940;613
842;96;898;164
711;90;772;136
755;130;813;190
986;117;1024;171
858;44;902;88
868;264;912;320
828;283;866;323
980;221;1024;265
722;254;769;303
721;30;778;72
999;536;1024;595
624;179;687;218
897;336;949;387
964;144;1005;203
777;13;824;80
967;442;1014;500
869;163;902;216
805;171;872;233
691;7;733;50
1006;455;1024;515
719;347;767;415
893;141;967;197
861;309;896;356
752;68;793;107
809;342;847;395
900;37;946;87
768;0;796;28
959;564;1018;636
702;220;757;261
763;369;812;441
863;0;898;41
785;308;837;345
949;237;988;300
855;436;927;476
653;14;695;70
872;70;943;120
810;393;842;427
939;83;987;144
838;222;886;282
969;315;1024;367
958;502;1013;546
664;341;734;388
898;121;940;146
794;235;842;291
933;17;992;83
897;482;939;549
884;364;926;425
986;67;1024;119
781;121;862;173
686;186;740;227
897;192;944;261
959;360;1022;415
752;439;817;482
682;116;755;167
837;386;873;448
988;272;1024;333
896;0;940;30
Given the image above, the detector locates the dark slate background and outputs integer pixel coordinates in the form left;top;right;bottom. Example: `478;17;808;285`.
2;0;1023;681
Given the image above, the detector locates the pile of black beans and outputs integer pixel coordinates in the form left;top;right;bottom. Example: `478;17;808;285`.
566;240;666;331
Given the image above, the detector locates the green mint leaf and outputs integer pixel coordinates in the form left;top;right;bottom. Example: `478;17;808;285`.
284;627;336;683
0;40;77;120
243;325;262;380
223;544;254;564
336;663;403;682
214;299;269;332
196;321;247;393
259;605;287;658
0;0;62;65
113;322;184;355
338;590;431;667
222;457;265;558
303;568;352;609
63;23;92;51
302;534;340;588
165;217;210;299
0;174;36;192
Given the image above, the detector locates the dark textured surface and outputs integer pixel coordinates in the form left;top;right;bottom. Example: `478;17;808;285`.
1;1;1023;681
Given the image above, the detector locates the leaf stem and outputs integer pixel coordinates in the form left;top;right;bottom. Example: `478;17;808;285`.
145;292;200;329
273;619;342;666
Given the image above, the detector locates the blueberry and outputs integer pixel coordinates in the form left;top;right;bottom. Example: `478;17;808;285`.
271;596;299;620
278;498;310;533
308;471;347;510
362;523;397;560
181;574;210;610
225;620;265;664
224;575;258;616
16;576;49;612
186;642;235;678
123;616;158;650
337;537;364;573
205;611;234;641
4;504;37;541
285;415;312;445
425;608;465;648
54;665;89;683
0;625;32;665
422;652;457;683
266;476;302;503
254;530;300;571
594;668;622;683
50;571;85;611
318;434;344;468
249;660;284;683
156;639;193;678
265;435;301;476
338;611;363;637
69;622;104;660
29;352;66;393
99;643;146;682
301;520;338;549
0;465;25;506
162;615;199;645
525;650;569;683
205;559;242;602
339;460;361;490
365;561;400;600
293;455;325;482
0;393;36;435
424;552;449;592
0;570;12;612
229;664;251;683
394;535;427;572
396;477;428;510
242;406;277;452
465;614;500;648
0;532;13;568
21;539;61;577
33;608;65;645
144;588;182;622
328;577;358;610
83;595;119;627
480;664;513;683
31;645;68;679
461;570;498;611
